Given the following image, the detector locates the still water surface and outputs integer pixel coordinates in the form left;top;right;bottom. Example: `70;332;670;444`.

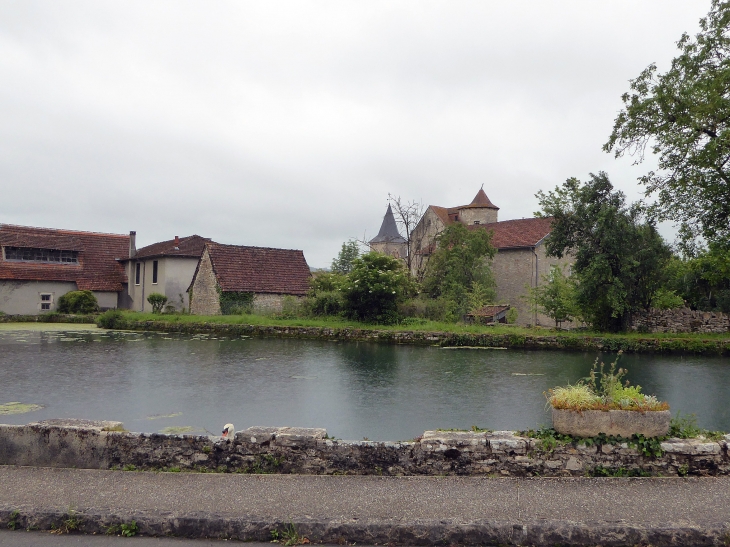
1;328;728;440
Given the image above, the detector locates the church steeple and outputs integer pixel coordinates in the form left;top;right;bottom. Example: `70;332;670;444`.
369;204;408;260
369;204;406;244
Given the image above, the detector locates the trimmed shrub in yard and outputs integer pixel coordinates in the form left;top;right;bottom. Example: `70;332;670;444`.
57;290;98;314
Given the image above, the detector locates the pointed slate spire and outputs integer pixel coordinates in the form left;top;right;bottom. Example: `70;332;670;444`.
369;204;407;244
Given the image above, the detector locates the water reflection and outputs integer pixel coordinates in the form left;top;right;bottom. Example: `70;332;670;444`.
0;329;728;440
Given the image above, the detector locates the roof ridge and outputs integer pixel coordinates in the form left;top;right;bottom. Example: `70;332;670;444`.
208;241;304;253
0;223;129;239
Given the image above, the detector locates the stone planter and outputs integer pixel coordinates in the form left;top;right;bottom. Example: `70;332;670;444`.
552;408;671;438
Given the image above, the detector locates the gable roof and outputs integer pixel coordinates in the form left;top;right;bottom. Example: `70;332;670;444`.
205;242;311;295
0;224;130;291
370;204;406;244
131;235;211;260
469;304;511;318
471;217;553;249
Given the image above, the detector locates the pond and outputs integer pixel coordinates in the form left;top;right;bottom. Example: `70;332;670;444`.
0;326;728;440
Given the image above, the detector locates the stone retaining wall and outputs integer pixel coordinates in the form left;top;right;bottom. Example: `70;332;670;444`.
631;308;730;334
1;420;728;477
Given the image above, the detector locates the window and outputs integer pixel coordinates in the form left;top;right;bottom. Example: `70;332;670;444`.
135;263;141;285
39;293;52;311
474;221;481;225
4;247;78;264
152;261;158;284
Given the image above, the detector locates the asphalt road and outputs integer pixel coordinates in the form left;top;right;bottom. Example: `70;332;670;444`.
2;466;730;546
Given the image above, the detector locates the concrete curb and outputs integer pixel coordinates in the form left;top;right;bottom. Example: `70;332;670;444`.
1;508;728;546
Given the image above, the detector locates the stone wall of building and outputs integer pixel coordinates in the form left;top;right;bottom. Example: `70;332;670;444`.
1;420;728;478
252;293;304;313
491;245;574;327
631;308;730;334
457;207;498;226
189;248;221;315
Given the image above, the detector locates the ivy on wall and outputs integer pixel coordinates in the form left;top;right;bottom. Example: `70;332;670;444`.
218;288;254;315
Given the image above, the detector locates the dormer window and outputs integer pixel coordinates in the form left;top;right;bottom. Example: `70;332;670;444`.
4;247;78;264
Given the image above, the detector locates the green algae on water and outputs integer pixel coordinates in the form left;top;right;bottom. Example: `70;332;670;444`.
0;402;44;415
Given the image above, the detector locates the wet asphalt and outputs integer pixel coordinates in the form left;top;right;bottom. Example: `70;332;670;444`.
1;466;729;545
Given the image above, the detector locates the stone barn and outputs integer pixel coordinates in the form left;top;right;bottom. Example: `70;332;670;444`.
189;242;311;315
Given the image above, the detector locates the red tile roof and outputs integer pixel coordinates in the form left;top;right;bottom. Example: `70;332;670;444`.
470;217;553;249
207;243;311;295
132;235;211;260
0;224;130;291
461;188;499;209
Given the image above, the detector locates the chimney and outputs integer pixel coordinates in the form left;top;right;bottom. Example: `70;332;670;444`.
173;235;179;250
129;231;137;258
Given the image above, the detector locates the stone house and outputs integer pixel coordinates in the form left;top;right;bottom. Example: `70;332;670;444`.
409;189;574;326
189;242;311;315
121;234;210;312
0;224;130;314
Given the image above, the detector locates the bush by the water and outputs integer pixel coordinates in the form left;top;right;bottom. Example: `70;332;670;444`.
96;309;126;329
57;290;99;314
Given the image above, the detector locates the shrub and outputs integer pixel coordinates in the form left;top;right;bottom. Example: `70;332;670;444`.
57;290;99;314
307;291;343;316
147;293;168;314
97;310;125;329
341;252;417;324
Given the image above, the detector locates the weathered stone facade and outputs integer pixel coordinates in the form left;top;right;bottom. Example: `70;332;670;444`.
491;245;574;327
189;247;221;315
253;293;304;313
631;308;730;334
1;420;728;478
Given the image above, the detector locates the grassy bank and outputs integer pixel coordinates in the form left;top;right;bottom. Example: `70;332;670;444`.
111;311;730;355
2;310;729;354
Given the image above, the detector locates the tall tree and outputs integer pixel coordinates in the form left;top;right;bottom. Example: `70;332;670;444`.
604;0;730;244
331;240;360;274
422;223;496;317
536;172;672;332
387;194;425;275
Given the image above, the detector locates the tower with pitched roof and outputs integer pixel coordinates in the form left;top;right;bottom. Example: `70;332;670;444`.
369;204;408;260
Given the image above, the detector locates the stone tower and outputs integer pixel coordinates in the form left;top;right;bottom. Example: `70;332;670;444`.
369;204;408;259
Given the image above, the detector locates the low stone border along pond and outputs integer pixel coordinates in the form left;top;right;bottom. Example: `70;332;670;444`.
1;419;729;477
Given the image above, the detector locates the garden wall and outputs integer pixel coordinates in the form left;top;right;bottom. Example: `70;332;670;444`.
631;308;729;334
1;420;728;478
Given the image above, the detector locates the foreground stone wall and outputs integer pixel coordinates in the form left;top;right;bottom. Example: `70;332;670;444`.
1;420;728;477
631;308;730;334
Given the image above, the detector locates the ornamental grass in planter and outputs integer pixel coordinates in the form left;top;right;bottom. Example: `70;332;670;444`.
547;352;671;438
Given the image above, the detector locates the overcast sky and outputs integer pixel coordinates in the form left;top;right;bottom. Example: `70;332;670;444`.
0;1;711;267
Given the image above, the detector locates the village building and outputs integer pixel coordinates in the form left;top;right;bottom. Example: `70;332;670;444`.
189;242;311;315
121;234;210;312
409;188;574;326
368;204;408;259
0;224;130;314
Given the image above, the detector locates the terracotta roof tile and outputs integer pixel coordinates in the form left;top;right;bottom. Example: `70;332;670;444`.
133;235;211;260
471;217;553;249
461;188;499;209
0;224;130;291
207;243;311;295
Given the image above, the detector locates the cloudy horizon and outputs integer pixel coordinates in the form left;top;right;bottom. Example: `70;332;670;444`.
0;1;711;268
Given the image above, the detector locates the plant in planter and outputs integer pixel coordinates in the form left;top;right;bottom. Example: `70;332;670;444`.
547;352;670;438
